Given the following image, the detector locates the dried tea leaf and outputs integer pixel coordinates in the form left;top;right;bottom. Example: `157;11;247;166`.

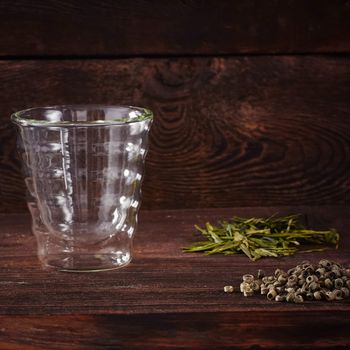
183;214;339;261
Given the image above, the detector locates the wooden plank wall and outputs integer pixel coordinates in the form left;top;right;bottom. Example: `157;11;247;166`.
0;0;350;212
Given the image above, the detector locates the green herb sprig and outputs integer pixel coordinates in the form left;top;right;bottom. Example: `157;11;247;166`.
183;214;339;261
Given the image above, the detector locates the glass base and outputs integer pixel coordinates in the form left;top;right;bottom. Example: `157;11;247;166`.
39;252;132;272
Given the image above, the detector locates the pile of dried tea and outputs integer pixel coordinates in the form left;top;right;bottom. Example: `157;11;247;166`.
235;260;350;303
184;214;339;261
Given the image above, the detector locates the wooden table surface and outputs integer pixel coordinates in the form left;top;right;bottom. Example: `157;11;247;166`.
1;206;350;349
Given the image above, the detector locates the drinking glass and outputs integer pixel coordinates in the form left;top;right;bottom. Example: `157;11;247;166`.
12;105;153;272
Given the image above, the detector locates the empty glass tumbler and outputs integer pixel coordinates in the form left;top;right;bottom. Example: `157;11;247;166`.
12;105;153;272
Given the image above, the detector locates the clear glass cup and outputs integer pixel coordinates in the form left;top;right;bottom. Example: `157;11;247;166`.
12;105;153;272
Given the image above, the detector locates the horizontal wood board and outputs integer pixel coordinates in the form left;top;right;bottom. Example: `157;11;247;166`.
0;0;350;56
0;206;349;349
0;312;349;349
0;56;350;212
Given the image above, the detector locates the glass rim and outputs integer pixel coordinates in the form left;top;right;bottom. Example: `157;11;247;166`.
11;104;153;127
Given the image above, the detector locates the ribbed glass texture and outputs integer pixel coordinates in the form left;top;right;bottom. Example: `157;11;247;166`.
12;105;153;272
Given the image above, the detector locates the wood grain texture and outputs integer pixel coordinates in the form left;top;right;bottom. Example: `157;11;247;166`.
1;57;350;212
1;312;350;349
0;206;350;349
0;0;350;56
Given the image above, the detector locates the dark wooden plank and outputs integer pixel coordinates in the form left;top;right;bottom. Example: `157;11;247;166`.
1;57;350;212
1;312;350;349
0;206;349;349
0;0;350;56
0;207;349;315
